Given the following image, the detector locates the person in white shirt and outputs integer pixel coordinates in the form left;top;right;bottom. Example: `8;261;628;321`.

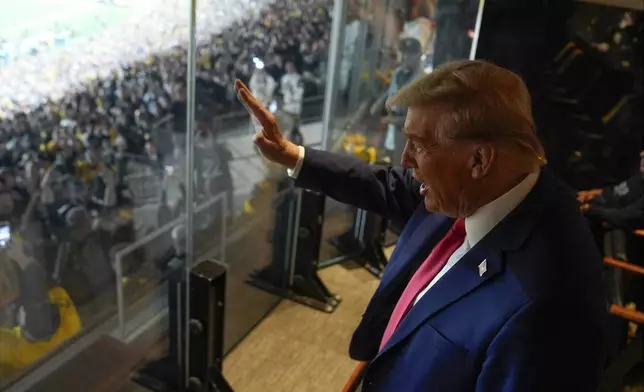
279;61;304;144
248;62;277;134
233;60;606;392
339;17;362;94
370;37;424;165
249;64;277;108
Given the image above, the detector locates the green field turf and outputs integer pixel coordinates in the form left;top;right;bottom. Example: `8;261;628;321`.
0;0;129;40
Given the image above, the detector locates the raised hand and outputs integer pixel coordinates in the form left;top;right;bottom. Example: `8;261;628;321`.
234;79;300;169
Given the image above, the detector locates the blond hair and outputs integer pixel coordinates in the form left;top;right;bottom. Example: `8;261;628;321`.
387;60;546;166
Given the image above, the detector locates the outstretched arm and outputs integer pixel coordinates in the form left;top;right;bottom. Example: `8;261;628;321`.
235;79;422;224
295;148;422;224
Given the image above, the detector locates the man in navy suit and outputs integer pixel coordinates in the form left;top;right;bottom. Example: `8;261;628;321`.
234;60;607;391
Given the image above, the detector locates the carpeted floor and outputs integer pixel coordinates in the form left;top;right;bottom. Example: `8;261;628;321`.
221;244;644;392
223;256;388;392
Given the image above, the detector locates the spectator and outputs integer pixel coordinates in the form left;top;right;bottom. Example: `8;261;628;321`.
249;62;278;110
280;61;305;144
249;62;277;133
580;150;643;230
0;238;82;379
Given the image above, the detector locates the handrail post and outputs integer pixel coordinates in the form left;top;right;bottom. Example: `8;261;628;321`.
321;0;347;151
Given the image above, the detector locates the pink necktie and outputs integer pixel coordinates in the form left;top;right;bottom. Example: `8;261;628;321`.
380;219;466;350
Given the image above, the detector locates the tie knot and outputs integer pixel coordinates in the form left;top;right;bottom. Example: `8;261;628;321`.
451;218;466;239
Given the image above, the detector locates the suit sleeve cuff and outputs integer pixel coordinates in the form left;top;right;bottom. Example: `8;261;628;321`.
287;145;305;179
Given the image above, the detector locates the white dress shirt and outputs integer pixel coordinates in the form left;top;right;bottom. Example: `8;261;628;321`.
413;170;539;305
287;148;540;307
286;145;306;178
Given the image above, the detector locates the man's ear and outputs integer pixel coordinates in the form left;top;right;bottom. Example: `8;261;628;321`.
469;143;495;180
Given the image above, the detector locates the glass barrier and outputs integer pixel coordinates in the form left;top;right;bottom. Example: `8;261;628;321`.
190;0;332;353
0;0;640;389
0;0;188;389
318;0;484;267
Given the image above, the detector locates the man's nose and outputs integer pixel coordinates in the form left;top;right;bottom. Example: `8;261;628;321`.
400;142;414;168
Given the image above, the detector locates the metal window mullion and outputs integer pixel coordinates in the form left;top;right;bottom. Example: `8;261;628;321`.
184;0;198;386
321;0;348;151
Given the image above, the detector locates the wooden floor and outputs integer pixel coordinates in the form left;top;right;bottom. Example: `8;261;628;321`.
223;257;388;392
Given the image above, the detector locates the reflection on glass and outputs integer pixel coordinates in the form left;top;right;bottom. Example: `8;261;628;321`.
0;0;189;387
432;0;478;68
372;37;424;166
188;0;332;354
320;0;481;258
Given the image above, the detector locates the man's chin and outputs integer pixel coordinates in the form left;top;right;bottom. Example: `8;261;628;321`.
424;197;457;217
423;197;438;213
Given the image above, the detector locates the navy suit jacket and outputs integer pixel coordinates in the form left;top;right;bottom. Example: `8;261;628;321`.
295;148;608;392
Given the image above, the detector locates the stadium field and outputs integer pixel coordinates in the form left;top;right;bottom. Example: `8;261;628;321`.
0;0;130;40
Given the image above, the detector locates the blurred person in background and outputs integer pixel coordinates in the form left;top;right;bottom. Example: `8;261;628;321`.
235;60;606;391
194;122;219;199
370;37;424;165
591;11;640;60
339;0;367;95
0;237;81;379
0;168;29;226
77;135;118;212
264;55;285;84
431;0;478;67
400;0;434;59
249;59;277;134
52;205;115;306
578;150;643;253
280;60;304;145
301;40;327;95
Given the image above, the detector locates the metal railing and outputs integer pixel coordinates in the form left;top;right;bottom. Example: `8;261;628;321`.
124;171;163;206
114;191;228;340
149;95;326;137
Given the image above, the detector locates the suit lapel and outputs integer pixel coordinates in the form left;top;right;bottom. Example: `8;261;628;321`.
378;245;503;356
378;209;452;293
377;169;550;357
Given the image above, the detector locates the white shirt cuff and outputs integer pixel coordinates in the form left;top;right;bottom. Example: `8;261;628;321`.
287;145;305;179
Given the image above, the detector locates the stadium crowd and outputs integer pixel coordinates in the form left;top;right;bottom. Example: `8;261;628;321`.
0;0;641;387
0;0;331;379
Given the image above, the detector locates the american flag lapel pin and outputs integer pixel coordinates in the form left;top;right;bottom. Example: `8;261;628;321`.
478;259;487;277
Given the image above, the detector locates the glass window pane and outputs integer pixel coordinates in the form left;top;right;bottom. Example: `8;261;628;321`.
190;0;332;354
0;0;187;389
318;0;485;268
